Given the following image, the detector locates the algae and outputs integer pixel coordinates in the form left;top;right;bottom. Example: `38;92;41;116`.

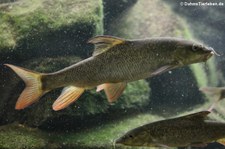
0;0;103;60
0;123;47;149
0;113;163;149
47;112;163;149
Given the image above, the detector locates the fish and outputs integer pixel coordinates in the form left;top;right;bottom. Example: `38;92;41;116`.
200;87;225;111
4;35;215;111
116;111;225;148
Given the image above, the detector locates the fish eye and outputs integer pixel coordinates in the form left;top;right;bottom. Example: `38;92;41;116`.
129;135;134;138
192;44;203;52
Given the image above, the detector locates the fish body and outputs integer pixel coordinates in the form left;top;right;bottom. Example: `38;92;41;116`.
42;38;206;88
5;36;214;110
116;111;225;147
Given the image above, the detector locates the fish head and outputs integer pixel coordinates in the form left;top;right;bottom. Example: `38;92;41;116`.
115;126;156;147
174;40;216;66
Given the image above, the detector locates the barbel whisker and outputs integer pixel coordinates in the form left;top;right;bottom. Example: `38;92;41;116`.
210;47;220;56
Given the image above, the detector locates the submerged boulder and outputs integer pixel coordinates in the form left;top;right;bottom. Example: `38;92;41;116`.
0;123;47;149
0;0;103;62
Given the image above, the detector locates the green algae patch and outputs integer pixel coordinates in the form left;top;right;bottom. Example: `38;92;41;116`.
0;113;163;149
50;113;162;149
0;0;103;54
0;123;47;149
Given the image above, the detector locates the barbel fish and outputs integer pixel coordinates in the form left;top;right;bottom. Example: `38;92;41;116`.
116;111;225;147
5;35;215;111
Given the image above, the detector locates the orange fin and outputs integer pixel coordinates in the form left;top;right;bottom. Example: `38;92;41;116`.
217;138;225;146
4;64;44;110
88;35;125;56
96;84;105;92
52;86;84;111
97;82;127;102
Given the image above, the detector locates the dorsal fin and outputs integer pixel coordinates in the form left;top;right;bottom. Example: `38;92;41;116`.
179;111;210;121
88;35;125;56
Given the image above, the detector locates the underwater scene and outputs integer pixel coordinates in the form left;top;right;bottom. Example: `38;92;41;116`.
0;0;225;149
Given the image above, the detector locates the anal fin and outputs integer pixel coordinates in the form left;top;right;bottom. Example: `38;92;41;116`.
97;82;126;102
52;86;84;111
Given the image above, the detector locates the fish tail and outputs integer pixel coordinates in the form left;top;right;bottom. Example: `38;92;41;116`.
4;64;46;110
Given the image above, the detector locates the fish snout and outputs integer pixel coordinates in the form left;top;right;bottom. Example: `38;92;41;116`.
202;47;219;62
115;137;125;144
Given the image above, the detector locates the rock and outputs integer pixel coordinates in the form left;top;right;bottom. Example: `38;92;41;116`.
0;0;103;63
0;123;47;149
0;113;162;149
103;0;137;33
106;0;187;38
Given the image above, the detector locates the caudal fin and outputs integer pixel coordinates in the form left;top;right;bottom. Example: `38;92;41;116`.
4;64;45;110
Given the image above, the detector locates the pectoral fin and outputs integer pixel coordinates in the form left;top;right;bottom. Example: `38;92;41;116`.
97;82;127;102
151;65;176;76
52;86;84;111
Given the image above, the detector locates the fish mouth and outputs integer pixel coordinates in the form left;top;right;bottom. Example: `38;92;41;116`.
205;51;214;60
115;137;124;144
203;48;218;62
